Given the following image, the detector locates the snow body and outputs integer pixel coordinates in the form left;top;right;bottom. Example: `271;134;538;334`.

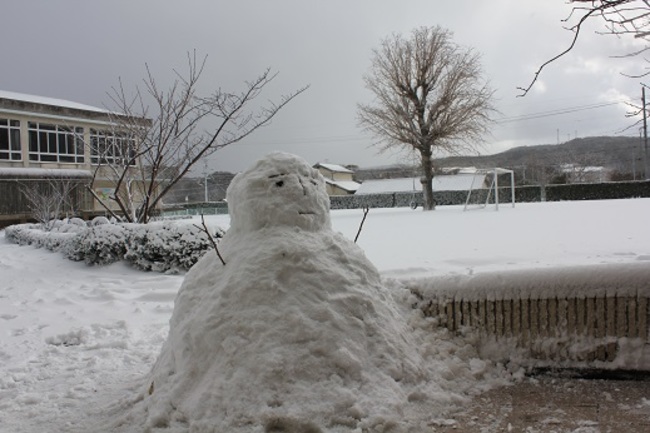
120;153;445;432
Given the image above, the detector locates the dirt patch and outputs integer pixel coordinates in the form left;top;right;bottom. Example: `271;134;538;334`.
433;375;650;432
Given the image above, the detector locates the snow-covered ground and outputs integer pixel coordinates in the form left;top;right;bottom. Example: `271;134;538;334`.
1;198;649;432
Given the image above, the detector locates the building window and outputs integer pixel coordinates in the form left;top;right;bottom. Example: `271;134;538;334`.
28;122;84;163
90;129;136;165
0;118;22;161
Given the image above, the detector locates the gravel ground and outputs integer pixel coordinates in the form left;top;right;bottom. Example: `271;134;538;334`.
432;374;650;432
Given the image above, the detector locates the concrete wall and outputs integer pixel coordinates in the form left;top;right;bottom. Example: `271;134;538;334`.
419;295;648;363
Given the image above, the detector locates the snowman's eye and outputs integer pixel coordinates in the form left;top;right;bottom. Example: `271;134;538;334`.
269;173;286;188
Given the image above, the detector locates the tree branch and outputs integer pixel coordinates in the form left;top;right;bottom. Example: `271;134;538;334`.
354;206;370;243
519;0;650;96
194;214;226;266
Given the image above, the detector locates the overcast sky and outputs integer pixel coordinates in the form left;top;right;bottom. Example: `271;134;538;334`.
1;1;644;172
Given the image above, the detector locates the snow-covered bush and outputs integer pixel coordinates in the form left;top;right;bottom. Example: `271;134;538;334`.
56;219;88;233
91;216;110;226
41;231;77;251
5;223;41;246
6;219;225;273
49;219;66;230
5;222;82;252
65;224;129;265
124;223;224;273
68;217;87;227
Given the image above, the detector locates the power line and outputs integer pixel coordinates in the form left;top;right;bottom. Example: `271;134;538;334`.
236;101;630;147
495;101;624;124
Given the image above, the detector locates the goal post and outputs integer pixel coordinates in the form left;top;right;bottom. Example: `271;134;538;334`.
463;168;515;211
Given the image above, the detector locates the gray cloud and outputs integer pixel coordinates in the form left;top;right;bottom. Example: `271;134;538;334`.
1;1;641;172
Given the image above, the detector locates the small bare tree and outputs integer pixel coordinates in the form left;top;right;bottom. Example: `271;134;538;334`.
20;177;81;228
90;52;308;223
519;0;650;96
358;26;495;210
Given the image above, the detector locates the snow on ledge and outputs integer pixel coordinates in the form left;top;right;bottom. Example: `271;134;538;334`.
405;262;650;301
0;167;92;178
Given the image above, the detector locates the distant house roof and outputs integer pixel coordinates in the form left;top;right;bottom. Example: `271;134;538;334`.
314;162;354;174
0;89;109;114
440;166;479;175
356;174;486;195
560;164;606;173
325;179;360;193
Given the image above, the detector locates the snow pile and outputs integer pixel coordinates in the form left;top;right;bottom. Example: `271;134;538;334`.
112;153;512;433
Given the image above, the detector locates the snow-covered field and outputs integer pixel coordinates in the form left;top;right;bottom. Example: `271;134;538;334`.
1;198;649;432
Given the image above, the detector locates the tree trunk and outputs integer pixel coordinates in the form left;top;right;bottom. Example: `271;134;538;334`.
420;149;435;210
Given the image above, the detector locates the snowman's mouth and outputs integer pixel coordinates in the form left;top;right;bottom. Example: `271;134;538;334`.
298;211;315;215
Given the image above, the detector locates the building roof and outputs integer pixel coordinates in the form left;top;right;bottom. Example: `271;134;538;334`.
325;179;361;193
0;90;109;114
314;162;354;174
356;174;486;195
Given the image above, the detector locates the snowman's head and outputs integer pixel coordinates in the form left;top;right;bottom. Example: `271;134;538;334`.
226;152;331;232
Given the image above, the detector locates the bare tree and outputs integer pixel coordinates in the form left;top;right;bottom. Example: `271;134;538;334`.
90;52;308;223
358;26;495;210
519;0;650;96
21;177;81;228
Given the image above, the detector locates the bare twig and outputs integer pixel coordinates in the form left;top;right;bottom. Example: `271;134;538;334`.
517;6;597;97
20;176;83;227
354;206;370;243
87;51;307;223
519;0;650;96
194;214;226;265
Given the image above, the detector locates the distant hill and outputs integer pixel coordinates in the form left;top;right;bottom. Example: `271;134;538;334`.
166;136;647;203
356;136;647;183
437;136;641;169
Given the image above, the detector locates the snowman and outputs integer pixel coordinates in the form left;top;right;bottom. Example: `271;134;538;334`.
118;152;434;433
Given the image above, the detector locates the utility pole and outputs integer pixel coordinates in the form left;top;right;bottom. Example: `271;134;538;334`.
203;159;209;202
643;86;648;179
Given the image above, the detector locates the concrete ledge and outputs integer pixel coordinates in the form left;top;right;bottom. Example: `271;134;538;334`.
407;263;650;367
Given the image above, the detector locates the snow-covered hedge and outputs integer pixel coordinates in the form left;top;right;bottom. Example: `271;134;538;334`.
5;221;85;252
123;224;223;272
4;219;225;273
65;223;129;265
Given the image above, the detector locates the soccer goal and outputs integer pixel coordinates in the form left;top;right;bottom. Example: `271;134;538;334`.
463;168;515;211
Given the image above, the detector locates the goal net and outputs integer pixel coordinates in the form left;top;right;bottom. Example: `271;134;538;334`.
463;168;515;211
